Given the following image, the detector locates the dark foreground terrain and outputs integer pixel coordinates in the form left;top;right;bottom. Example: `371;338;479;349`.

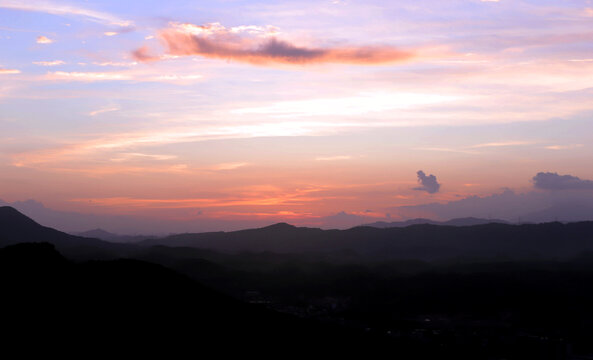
2;206;593;358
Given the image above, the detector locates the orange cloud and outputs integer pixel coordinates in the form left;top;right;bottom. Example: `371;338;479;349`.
133;22;414;66
36;35;53;44
0;68;20;74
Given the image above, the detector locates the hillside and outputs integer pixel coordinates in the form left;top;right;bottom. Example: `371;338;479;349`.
141;221;593;260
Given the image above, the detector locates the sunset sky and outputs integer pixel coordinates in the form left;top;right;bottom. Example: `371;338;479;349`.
1;0;593;232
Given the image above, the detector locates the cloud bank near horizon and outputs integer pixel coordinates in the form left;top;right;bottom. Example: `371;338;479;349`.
533;172;593;191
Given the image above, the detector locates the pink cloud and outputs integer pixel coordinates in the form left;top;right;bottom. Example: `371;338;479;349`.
133;22;414;66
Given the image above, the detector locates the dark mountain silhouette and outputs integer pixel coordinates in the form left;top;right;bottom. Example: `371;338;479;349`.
1;242;393;356
4;208;593;357
4;205;593;262
141;220;593;260
0;206;130;259
364;216;508;228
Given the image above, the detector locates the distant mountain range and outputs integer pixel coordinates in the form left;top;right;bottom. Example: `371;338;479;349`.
362;217;508;228
140;220;593;261
73;228;157;243
4;206;593;261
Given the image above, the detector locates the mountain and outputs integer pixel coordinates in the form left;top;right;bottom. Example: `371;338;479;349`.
363;217;507;228
75;228;120;240
1;242;396;356
0;206;129;259
5;206;593;262
141;220;593;260
74;228;156;243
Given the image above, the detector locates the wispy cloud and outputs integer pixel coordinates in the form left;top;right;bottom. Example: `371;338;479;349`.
92;61;137;67
46;71;132;81
210;162;250;171
0;68;20;74
44;69;202;84
545;144;584;150
36;35;53;44
88;106;119;116
0;0;132;27
470;141;533;148
232;92;461;117
133;21;414;66
414;147;479;155
110;152;177;162
69;189;323;210
33;60;65;66
315;155;351;161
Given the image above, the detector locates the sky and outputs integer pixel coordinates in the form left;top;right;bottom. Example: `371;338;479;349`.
1;0;593;233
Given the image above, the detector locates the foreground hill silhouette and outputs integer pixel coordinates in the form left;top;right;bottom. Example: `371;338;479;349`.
0;242;396;356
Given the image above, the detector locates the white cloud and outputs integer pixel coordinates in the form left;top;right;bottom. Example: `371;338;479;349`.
0;0;132;27
470;141;532;148
232;92;462;118
46;71;131;81
33;60;65;66
88;107;119;116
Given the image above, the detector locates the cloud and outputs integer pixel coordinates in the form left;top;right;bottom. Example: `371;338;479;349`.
414;170;440;194
392;186;593;223
0;0;132;27
92;61;137;67
36;35;53;44
211;162;249;171
315;155;351;161
545;144;583;150
0;68;20;74
470;141;532;148
33;60;65;66
110;152;177;162
46;71;131;81
533;172;593;190
132;46;160;62
103;31;118;36
88;107;119;116
133;22;413;66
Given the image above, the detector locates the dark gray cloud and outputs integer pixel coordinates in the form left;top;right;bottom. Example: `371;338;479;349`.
414;170;440;194
533;172;593;190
